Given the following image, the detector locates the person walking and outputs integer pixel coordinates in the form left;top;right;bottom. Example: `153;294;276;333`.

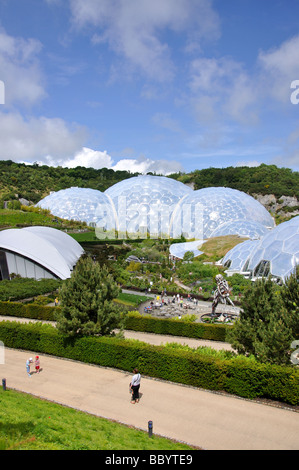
26;357;33;377
35;355;40;374
130;368;141;404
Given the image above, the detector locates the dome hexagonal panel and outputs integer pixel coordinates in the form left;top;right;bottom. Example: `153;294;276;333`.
210;220;269;239
105;175;193;238
247;216;299;281
221;239;259;272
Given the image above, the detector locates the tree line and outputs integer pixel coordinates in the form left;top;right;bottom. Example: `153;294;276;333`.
0;160;298;205
170;163;299;199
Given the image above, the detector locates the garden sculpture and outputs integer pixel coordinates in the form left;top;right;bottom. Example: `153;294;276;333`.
211;274;235;314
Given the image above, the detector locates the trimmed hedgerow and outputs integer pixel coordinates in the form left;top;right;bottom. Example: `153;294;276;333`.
0;321;298;406
0;300;57;321
0;303;229;341
124;311;228;342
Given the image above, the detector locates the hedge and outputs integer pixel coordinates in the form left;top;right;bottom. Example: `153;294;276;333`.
0;301;229;342
0;300;57;322
125;311;228;342
0;320;298;406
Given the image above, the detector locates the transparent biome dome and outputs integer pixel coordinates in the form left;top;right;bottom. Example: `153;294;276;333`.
36;178;275;242
247;216;299;282
210;220;269;239
105;175;193;238
37;187;116;228
221;239;260;273
170;187;274;239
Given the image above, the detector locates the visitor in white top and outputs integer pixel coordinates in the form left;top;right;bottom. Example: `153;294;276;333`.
130;368;141;404
26;357;33;377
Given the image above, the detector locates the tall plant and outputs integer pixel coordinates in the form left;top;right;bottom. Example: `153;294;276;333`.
55;257;123;337
227;268;299;365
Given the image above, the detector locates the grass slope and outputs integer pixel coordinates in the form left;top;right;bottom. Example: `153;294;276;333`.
0;389;194;450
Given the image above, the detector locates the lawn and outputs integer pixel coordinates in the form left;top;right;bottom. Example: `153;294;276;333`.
0;389;195;450
115;292;153;307
198;235;248;261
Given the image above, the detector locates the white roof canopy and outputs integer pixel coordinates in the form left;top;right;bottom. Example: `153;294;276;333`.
0;227;84;279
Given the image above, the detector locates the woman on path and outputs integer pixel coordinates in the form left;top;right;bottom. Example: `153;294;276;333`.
130;368;141;404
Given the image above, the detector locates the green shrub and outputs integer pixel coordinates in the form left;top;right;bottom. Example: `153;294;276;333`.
125;311;229;342
0;303;229;341
0;301;57;321
0;321;297;405
0;278;61;301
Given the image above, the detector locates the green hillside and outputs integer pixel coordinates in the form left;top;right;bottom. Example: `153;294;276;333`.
171;164;299;199
0;160;298;206
0;160;139;204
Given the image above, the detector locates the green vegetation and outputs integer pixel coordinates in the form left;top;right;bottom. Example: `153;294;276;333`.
0;389;193;450
0;160;298;207
0;205;88;230
55;257;123;337
115;292;153;307
227;268;299;365
125;311;228;342
197;235;248;262
171;163;299;199
0;277;61;301
0;301;229;342
0;160;298;447
0;160;138;204
0;321;298;405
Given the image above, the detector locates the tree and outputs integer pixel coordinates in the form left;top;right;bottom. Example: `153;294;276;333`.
280;266;299;339
55;257;123;337
183;251;195;262
227;270;299;365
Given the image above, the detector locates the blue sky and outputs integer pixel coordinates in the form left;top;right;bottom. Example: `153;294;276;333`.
0;0;299;175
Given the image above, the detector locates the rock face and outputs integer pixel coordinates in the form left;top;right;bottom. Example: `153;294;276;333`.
253;194;299;219
19;198;31;206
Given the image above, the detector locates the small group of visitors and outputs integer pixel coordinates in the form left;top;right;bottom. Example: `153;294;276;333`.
26;356;41;377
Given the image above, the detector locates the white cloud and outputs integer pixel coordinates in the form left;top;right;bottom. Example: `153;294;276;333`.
235;160;261;168
258;35;299;103
189;56;258;125
0;111;87;162
0;28;46;107
60;148;184;175
112;155;184;174
69;0;220;81
187;35;299;129
62;147;113;169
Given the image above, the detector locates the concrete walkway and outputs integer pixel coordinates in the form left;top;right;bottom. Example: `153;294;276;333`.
1;345;298;450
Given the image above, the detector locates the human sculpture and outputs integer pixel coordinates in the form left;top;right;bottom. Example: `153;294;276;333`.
211;274;235;314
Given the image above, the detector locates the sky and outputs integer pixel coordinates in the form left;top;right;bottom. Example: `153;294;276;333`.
1;0;299;175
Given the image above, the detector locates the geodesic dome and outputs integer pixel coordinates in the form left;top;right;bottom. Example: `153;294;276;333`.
104;175;193;238
170;187;274;240
37;187;116;228
221;239;260;273
210;220;269;239
247;216;299;282
36;177;275;241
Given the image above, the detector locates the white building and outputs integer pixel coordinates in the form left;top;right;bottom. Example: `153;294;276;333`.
0;226;84;280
